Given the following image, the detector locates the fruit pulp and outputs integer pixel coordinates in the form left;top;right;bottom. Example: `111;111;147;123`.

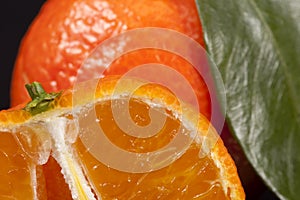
0;132;35;199
75;98;230;199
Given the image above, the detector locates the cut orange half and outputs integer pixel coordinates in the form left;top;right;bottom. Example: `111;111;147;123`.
0;76;245;199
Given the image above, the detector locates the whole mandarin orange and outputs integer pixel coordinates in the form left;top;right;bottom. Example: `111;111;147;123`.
11;0;207;114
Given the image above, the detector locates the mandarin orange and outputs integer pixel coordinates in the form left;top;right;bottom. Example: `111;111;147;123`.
1;77;245;199
11;1;212;198
11;0;208;116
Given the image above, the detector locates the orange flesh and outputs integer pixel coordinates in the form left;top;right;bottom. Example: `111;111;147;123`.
0;132;34;199
75;98;230;199
42;157;73;200
0;97;235;199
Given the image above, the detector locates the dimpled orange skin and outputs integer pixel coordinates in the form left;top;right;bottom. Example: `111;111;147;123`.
11;0;205;109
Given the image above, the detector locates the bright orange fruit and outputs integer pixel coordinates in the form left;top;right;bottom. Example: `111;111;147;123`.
11;2;212;196
1;77;245;199
10;0;250;198
11;0;208;116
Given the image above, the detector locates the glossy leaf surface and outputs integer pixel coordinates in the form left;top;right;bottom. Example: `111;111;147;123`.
196;0;300;199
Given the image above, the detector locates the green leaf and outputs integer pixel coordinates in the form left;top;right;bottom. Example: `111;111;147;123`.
195;0;300;199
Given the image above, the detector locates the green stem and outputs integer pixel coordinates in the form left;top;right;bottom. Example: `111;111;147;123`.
24;82;62;115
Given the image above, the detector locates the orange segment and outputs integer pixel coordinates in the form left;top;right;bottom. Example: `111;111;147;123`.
76;140;229;199
42;157;73;200
0;132;35;200
74;98;230;199
68;77;245;199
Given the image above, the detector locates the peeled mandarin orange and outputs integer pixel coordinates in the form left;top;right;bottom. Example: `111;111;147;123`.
1;76;245;199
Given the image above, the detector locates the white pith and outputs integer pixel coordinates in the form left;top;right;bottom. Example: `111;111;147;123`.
46;117;97;200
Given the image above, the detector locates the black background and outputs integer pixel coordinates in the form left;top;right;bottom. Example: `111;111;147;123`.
0;1;280;199
0;1;46;110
